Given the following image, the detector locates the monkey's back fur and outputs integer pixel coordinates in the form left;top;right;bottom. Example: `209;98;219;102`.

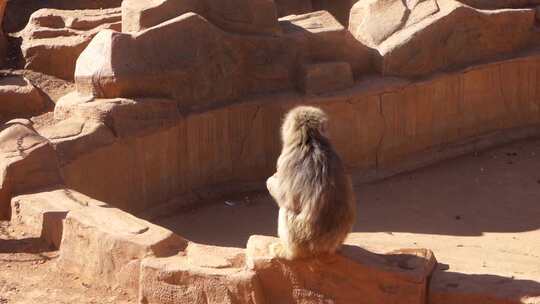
268;106;356;259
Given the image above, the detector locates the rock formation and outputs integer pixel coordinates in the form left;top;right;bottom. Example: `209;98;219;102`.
3;0;122;33
349;0;539;77
0;75;50;122
19;7;121;80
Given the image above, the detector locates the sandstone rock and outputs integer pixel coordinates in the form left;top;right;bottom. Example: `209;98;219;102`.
281;10;373;77
3;0;122;33
299;61;354;94
0;121;61;220
0;75;50;122
122;0;280;35
39;117;116;164
0;0;6;67
76;13;269;109
11;188;187;293
246;235;437;304
140;243;264;304
20;7;122;80
349;0;537;77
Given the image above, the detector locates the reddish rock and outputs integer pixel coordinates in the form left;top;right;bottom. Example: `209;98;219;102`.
3;0;122;33
280;10;373;77
11;188;187;293
19;7;121;80
299;61;354;94
76;13;245;109
140;243;264;304
349;0;537;77
0;121;61;220
121;0;280;35
0;75;49;122
246;235;437;304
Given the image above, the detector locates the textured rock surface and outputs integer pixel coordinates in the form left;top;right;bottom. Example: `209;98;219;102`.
0;120;61;220
76;11;371;108
280;10;373;77
246;235;436;304
299;61;354;94
11;188;187;293
19;7;121;80
76;13;244;108
349;0;538;77
27;53;540;215
3;0;122;33
140;243;264;304
122;0;280;35
0;75;50;122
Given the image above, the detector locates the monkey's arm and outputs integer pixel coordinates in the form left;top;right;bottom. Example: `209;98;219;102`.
266;173;283;204
267;174;300;213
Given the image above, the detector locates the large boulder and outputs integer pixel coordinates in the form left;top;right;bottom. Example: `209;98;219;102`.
76;11;371;108
76;13;245;109
0;75;50;122
0;120;62;219
19;7;121;80
349;0;538;77
121;0;280;35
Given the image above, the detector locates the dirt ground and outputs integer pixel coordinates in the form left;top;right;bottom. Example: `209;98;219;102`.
0;222;134;303
1;138;539;303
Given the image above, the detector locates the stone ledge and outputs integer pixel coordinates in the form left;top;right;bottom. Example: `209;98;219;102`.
246;235;437;304
10;188;187;294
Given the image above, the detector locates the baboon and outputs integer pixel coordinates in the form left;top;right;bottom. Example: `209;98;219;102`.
266;106;356;260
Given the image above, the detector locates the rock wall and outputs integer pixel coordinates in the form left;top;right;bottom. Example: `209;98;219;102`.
10;53;536;215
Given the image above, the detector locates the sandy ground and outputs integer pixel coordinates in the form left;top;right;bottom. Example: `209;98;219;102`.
157;138;540;302
0;222;134;304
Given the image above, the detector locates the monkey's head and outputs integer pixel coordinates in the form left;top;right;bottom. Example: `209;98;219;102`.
281;106;329;146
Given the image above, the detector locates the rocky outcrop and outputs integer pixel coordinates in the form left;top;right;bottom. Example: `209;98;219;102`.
0;75;50;122
3;0;122;33
11;188;187;293
0;120;61;220
19;7;121;80
349;0;538;77
75;11;372;109
121;0;280;35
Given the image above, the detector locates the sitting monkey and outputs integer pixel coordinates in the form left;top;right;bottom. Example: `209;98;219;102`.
267;106;356;260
